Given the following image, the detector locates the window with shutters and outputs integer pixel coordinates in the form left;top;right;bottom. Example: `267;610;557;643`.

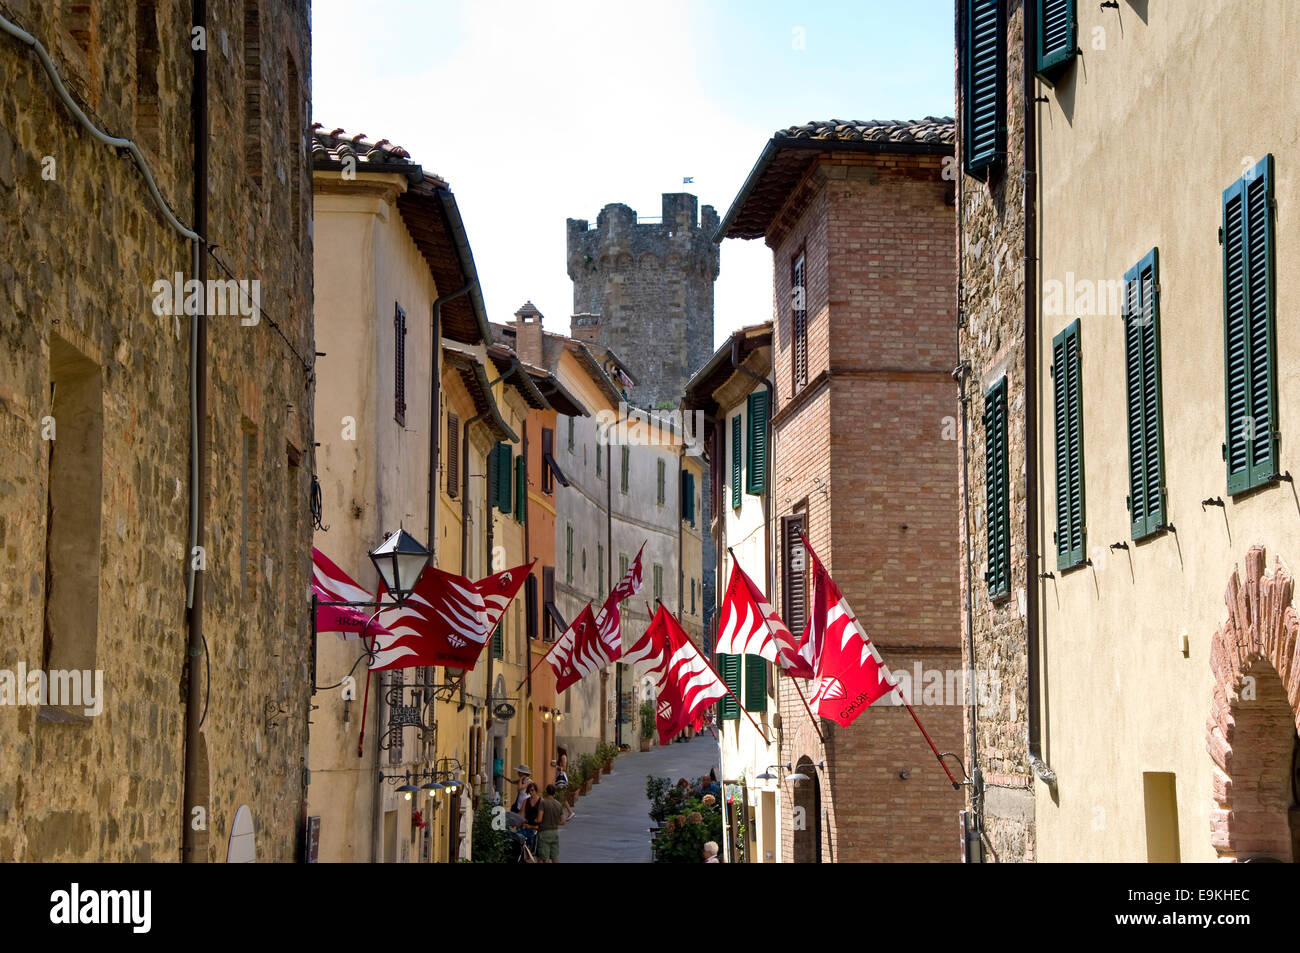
744;654;768;713
621;446;630;494
526;574;538;640
565;525;574;585
1036;0;1077;81
394;303;407;426
1223;155;1279;495
782;513;808;633
515;455;527;523
1052;320;1086;570
446;413;460;498
681;470;696;526
541;427;555;494
1124;249;1166;538
657;458;666;505
746;391;768;495
542;568;555;641
984;377;1010;598
691;579;696;615
653;563;663;604
491;615;503;660
791;253;808;391
731;413;742;508
620;553;629;583
718;654;740;721
491;443;512;515
567;415;574;453
962;0;1005;179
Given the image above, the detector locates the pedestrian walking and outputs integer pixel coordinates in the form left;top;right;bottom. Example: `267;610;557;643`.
536;784;567;863
552;747;569;789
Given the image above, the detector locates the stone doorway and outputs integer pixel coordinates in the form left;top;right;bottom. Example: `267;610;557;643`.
1206;547;1300;861
791;755;822;863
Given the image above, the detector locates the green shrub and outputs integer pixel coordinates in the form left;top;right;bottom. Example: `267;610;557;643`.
470;803;512;863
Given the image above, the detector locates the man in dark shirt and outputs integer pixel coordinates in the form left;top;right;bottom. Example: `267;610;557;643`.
536;784;567;863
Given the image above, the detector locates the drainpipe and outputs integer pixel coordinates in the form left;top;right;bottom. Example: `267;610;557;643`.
181;0;209;864
1024;0;1056;789
522;421;531;700
460;409;489;713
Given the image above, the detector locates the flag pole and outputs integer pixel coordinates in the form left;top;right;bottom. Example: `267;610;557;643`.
725;545;824;744
896;687;960;789
658;599;770;745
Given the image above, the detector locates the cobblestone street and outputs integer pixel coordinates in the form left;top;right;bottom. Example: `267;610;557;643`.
560;735;721;863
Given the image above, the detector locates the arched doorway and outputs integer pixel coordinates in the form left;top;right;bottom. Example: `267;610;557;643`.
1206;547;1300;861
791;755;822;863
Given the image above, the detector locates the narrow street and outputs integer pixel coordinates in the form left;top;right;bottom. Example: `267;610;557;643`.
560;735;720;863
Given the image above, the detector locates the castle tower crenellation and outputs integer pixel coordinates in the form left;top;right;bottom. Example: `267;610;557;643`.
566;192;719;408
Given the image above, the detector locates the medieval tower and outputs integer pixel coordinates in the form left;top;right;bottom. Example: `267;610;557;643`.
566;193;719;408
566;192;720;647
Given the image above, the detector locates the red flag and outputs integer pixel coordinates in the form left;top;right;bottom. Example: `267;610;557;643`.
369;567;488;671
645;607;727;745
312;547;395;640
549;604;601;693
475;561;535;638
806;560;899;727
592;541;646;661
714;560;807;675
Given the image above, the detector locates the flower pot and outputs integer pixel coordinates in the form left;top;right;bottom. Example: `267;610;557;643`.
639;737;651;752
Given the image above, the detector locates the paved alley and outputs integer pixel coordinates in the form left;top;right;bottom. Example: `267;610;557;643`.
559;735;721;863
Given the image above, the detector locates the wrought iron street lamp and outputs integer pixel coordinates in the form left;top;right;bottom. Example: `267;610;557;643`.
368;528;431;604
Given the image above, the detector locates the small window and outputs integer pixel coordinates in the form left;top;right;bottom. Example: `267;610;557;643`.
446;413;460;498
657;458;666;505
791;253;807;391
782;513;807;633
620;446;630;494
730;414;742;508
568;415;575;453
514;455;527;523
984;377;1010;597
1222;155;1279;495
718;655;740;721
1124;249;1166;538
541;427;555;494
394;303;407;426
1052;320;1086;570
653;563;663;604
565;525;574;585
746;391;768;495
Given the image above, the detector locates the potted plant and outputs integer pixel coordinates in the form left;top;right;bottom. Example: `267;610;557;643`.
579;753;600;789
639;700;656;752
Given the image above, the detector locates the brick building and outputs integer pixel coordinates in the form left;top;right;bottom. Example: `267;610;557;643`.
0;2;313;860
717;118;963;862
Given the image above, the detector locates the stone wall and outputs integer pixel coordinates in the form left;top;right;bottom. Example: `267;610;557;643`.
0;0;313;861
955;0;1034;862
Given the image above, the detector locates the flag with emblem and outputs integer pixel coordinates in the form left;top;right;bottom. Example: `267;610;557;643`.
591;541;646;663
714;560;808;675
368;566;488;671
476;560;535;639
548;603;601;693
643;606;729;745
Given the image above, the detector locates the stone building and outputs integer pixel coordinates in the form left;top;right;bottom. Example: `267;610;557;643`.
960;0;1300;862
567;193;720;643
717;117;963;862
0;2;312;860
954;0;1038;862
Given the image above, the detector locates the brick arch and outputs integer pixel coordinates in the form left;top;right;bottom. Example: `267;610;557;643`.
1206;546;1300;861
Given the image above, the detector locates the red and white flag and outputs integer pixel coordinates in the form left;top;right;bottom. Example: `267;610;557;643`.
369;567;488;671
476;561;535;638
639;606;728;745
805;553;899;727
312;547;394;640
549;604;601;693
714;560;808;675
592;541;646;661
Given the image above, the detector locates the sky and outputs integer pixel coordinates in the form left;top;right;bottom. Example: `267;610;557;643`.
312;0;956;349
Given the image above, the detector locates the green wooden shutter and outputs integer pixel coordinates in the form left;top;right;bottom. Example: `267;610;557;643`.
620;446;630;494
565;525;573;584
731;413;742;508
491;443;512;515
1124;249;1166;539
1036;0;1077;80
963;0;1004;178
744;655;767;713
491;619;503;659
746;391;768;495
657;458;666;504
514;455;527;523
1053;321;1086;569
718;654;740;720
983;377;1010;597
1223;155;1278;495
681;470;695;525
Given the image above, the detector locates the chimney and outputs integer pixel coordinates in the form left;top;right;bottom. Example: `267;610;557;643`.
513;301;544;366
